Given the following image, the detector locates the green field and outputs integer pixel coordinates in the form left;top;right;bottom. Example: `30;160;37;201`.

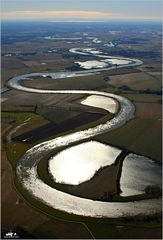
1;24;162;239
95;118;162;161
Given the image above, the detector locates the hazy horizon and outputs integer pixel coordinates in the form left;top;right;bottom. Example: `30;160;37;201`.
1;0;162;21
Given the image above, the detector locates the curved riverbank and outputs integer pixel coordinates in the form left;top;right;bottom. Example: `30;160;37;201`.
6;48;161;218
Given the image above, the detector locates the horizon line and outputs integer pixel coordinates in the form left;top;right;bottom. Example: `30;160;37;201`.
1;18;162;22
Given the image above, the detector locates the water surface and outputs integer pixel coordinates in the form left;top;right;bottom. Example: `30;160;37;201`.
7;47;160;218
120;154;162;196
48;141;121;185
81;95;118;114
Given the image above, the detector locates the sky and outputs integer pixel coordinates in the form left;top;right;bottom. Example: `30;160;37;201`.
1;0;162;21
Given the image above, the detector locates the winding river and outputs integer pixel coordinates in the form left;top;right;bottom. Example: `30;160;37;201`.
7;48;161;218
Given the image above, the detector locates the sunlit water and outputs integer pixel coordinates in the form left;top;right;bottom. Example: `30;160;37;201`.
69;48;143;68
120;154;162;196
81;95;118;114
75;60;108;69
48;141;121;185
6;47;162;218
102;58;132;65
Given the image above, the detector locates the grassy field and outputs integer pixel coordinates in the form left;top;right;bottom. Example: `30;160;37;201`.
86;221;162;239
1;28;162;238
2;111;49;136
2;107;161;240
1;134;93;239
1;54;74;86
22;74;107;90
122;93;161;103
5;142;29;168
109;72;162;90
2;112;49;167
95;90;162;162
95;118;162;161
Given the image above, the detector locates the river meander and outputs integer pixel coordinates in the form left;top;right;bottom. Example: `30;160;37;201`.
7;48;161;218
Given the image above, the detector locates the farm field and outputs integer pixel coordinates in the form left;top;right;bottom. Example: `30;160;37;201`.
109;72;162;90
1;19;162;239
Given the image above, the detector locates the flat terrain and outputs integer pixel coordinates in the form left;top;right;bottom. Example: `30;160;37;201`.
1;122;93;239
96;92;162;161
95;118;162;161
109;72;162;90
12;111;106;144
1;21;162;239
37;151;123;200
2;121;161;239
21;74;107;90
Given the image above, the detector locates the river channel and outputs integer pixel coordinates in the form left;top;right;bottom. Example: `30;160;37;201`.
7;48;161;218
